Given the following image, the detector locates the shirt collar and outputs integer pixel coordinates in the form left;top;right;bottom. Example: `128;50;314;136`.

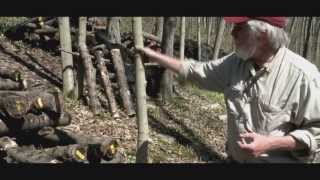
248;46;286;76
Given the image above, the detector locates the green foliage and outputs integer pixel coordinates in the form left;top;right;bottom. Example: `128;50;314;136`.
187;82;225;105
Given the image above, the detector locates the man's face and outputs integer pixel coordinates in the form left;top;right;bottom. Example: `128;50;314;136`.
231;22;258;60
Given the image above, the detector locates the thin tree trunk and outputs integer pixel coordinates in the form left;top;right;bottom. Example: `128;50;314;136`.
303;17;313;58
213;17;226;60
180;17;185;60
78;17;99;114
110;49;135;116
154;17;164;40
95;50;120;119
58;17;75;98
161;17;177;104
133;17;149;163
207;17;213;45
106;17;121;44
288;17;297;50
197;17;201;61
315;19;320;68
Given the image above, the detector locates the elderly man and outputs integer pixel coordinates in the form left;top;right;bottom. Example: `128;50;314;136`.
137;17;320;163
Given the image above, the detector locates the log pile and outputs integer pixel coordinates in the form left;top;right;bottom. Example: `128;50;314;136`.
4;17;167;117
0;70;123;163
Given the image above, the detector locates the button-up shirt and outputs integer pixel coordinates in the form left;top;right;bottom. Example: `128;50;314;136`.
179;47;320;163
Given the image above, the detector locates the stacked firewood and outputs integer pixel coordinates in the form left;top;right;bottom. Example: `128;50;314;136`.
0;70;123;163
4;17;166;117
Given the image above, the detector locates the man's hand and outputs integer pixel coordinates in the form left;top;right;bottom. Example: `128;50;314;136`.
237;132;272;158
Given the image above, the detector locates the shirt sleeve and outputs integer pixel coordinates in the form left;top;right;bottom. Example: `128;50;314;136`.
288;72;320;162
178;53;236;93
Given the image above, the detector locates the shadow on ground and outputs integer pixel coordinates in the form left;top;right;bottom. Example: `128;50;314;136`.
148;105;225;163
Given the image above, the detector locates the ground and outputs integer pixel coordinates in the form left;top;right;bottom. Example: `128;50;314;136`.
0;36;228;163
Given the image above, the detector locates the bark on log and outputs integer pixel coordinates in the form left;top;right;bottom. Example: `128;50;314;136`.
0;77;26;90
0;137;59;163
0;112;71;136
37;127;119;162
78;17;99;114
110;49;135;117
5;17;42;35
143;32;161;43
0;89;63;119
44;18;58;26
43;144;88;163
34;25;58;34
95;50;120;119
0;68;23;82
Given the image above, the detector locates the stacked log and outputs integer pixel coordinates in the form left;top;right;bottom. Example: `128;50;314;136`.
4;17;166;117
0;72;122;163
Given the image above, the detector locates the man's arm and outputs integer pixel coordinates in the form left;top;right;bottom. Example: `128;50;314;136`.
136;47;183;74
237;132;306;158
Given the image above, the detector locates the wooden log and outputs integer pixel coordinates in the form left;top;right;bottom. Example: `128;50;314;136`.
0;77;26;90
5;17;41;35
94;31;135;63
0;41;63;88
95;50;119;119
110;49;135;117
44;17;58;26
0;89;63;119
37;127;120;162
0;112;71;136
34;25;58;34
24;23;38;29
78;17;99;114
79;43;99;114
43;144;88;163
0;69;23;82
0;137;59;163
143;32;161;43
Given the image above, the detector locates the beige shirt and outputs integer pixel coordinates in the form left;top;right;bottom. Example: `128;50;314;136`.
179;47;320;163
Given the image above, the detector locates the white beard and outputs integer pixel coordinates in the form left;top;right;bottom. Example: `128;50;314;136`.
235;45;256;61
234;33;258;61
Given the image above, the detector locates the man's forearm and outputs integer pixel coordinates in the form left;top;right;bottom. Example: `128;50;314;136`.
268;135;306;152
148;51;183;74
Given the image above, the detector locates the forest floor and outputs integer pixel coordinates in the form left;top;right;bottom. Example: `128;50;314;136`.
0;36;228;163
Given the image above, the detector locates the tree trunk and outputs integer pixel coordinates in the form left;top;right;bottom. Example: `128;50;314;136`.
106;17;121;44
303;17;313;58
207;17;213;45
213;17;226;60
180;17;185;60
161;17;177;104
58;17;75;98
78;17;99;114
197;17;201;61
154;17;164;40
133;17;149;163
110;49;135;116
288;17;297;51
95;50;120;119
315;19;320;68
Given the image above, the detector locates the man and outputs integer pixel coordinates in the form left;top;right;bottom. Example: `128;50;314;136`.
137;17;320;163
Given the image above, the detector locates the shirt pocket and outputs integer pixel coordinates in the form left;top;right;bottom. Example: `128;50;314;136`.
260;102;296;135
